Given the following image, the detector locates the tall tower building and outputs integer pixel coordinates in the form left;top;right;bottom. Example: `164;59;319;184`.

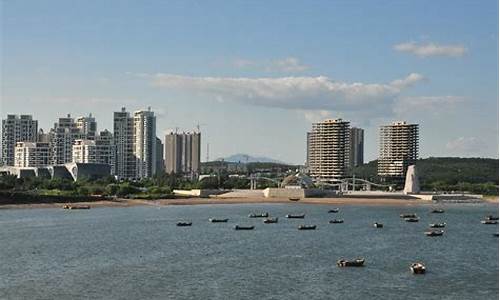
378;121;419;179
155;137;164;174
76;114;97;140
113;108;135;179
1;114;38;166
49;114;85;165
164;131;201;175
349;127;364;168
307;119;350;182
133;109;157;178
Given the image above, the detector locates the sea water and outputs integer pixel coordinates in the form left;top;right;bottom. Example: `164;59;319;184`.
0;203;498;299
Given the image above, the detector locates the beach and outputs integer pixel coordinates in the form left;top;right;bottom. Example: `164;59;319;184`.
1;195;496;210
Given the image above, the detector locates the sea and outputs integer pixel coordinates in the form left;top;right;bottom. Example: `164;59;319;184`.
0;203;498;300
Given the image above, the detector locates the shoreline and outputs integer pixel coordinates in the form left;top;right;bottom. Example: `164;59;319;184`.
0;196;497;210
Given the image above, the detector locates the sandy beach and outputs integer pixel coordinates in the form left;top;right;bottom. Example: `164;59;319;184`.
2;195;493;210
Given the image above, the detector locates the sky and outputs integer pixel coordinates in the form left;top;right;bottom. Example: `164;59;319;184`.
1;0;498;164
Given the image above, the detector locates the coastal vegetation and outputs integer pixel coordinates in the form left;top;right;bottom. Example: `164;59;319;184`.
0;157;497;201
350;157;499;195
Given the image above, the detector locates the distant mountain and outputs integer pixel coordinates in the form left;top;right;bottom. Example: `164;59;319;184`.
218;153;286;164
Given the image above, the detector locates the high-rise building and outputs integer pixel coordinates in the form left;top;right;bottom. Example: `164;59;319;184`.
49;114;85;165
349;127;364;168
76;114;97;140
306;119;350;182
133;109;157;178
378;121;419;179
1;114;38;166
72;130;115;172
113;108;135;179
164;131;201;175
155;137;164;174
14;142;50;167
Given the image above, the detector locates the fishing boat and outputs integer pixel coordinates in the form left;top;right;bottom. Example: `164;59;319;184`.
431;209;445;214
337;258;365;267
248;212;269;218
481;220;498;225
405;217;420;223
298;225;316;230
328;208;340;213
176;221;192;227
286;214;305;219
485;215;499;221
234;225;254;230
429;223;446;228
425;230;444;237
400;213;417;218
373;222;383;228
263;217;278;224
410;262;426;274
329;219;344;224
289;197;300;201
209;218;229;223
62;204;90;210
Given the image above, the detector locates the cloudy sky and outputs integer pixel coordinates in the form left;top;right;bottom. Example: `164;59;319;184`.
2;0;498;164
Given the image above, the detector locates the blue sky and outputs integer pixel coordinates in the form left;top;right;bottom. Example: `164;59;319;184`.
2;0;498;164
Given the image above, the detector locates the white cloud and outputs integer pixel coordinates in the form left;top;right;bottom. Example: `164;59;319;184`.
232;57;309;73
150;73;424;115
394;95;464;114
301;110;334;123
445;137;483;154
394;42;467;57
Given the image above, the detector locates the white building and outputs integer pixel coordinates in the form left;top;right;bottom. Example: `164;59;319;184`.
14;142;50;168
378;121;419;179
76;114;97;140
307;119;350;183
134;109;156;178
49;114;85;165
72;131;115;174
1;115;38;166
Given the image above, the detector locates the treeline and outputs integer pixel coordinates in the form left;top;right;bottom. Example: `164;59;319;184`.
0;172;273;199
350;157;499;195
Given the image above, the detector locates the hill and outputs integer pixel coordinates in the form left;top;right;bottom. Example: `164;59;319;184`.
351;157;498;194
218;153;286;164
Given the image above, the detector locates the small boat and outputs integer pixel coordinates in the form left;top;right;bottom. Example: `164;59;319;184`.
209;218;229;223
373;222;383;228
431;209;445;214
248;212;269;218
176;221;192;227
286;214;305;219
329;219;344;224
429;223;446;228
337;258;365;267
493;233;499;237
328;208;340;213
481;220;498;225
63;204;90;210
263;217;278;224
289;197;300;201
234;225;254;230
405;217;419;223
410;262;426;274
298;225;316;230
400;213;417;218
485;215;499;221
425;230;444;237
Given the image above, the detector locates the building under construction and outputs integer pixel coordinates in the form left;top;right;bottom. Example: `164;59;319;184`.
307;119;350;183
378;121;419;180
